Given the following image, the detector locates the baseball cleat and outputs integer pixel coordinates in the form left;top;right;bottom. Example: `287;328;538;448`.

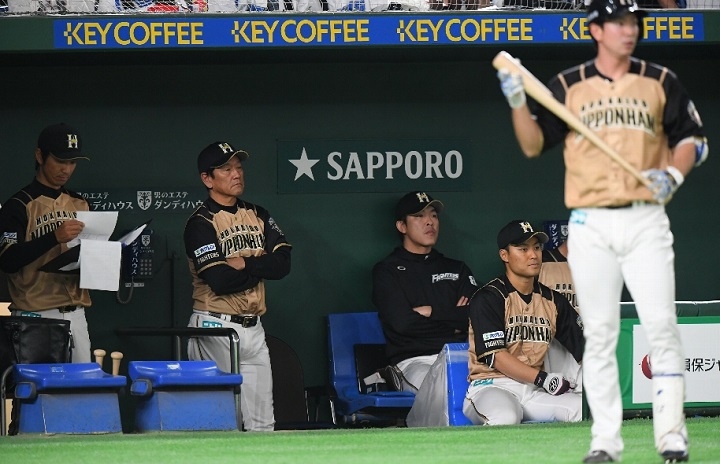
658;432;689;463
661;451;689;463
583;450;615;463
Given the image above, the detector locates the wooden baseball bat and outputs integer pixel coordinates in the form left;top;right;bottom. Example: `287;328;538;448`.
93;348;106;369
492;51;652;189
111;351;123;376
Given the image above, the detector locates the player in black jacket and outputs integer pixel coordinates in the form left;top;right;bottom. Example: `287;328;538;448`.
372;191;477;393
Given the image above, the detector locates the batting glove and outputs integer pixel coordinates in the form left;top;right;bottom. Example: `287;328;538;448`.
497;68;526;109
534;370;572;396
641;166;684;205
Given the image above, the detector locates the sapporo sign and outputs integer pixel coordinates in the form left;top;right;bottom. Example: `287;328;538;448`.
277;138;472;194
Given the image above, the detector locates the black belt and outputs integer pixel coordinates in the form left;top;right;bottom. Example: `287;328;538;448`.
200;311;258;328
58;305;81;313
604;201;654;209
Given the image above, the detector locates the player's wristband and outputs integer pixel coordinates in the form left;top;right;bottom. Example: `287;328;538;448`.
534;370;547;388
666;166;685;187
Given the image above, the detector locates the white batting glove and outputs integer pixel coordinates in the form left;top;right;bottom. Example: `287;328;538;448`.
534;370;571;396
497;68;526;109
641;166;684;205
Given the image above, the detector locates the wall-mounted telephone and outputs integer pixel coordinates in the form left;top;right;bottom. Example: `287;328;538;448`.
117;228;154;304
122;228;154;282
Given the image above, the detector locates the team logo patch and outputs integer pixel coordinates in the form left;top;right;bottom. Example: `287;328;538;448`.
471;379;494;387
1;232;17;245
483;330;504;341
202;320;223;328
194;243;217;257
268;217;283;235
432;272;459;283
569;210;587;225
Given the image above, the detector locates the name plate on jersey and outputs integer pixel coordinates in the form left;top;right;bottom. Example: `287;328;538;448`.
277;138;472;194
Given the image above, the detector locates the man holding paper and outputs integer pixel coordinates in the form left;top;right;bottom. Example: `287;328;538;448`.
0;123;93;363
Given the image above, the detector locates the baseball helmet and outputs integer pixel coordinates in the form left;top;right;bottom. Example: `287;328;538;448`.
587;0;647;42
587;0;647;37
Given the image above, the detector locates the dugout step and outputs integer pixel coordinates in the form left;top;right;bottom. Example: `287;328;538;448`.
12;363;126;434
128;360;243;432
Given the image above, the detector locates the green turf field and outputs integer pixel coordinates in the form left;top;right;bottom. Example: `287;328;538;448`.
1;416;718;464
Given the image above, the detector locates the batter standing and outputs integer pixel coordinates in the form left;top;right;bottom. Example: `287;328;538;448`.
496;0;708;461
0;123;93;365
185;141;292;432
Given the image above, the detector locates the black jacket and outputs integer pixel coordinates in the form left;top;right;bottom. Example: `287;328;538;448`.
372;247;477;365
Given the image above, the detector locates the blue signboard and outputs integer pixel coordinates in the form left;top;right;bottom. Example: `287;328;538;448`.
53;13;704;49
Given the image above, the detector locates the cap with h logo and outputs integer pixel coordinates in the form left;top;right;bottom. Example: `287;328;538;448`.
37;123;89;160
497;220;549;249
197;141;250;174
395;191;444;220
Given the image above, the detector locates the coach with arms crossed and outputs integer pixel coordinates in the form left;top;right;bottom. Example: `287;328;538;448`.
185;141;292;432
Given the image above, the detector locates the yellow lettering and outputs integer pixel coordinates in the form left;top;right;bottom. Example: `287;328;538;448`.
265;20;278;43
191;22;202;44
344;19;357;42
298;19;315;43
461;19;480;42
494;19;506;41
150;22;163;44
519;18;532;40
427;19;442;42
656;17;668;38
84;23;97;45
97;23;111;45
480;18;493;42
329;20;342;43
251;21;265;43
682;17;693;39
177;22;190;44
115;22;130;46
71;23;83;45
131;22;149;45
507;18;520;40
446;18;460;42
357;19;369;42
281;20;296;43
416;19;429;42
316;19;329;43
163;22;176;45
238;21;251;43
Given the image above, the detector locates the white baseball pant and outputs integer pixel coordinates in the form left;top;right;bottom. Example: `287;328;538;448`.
463;377;582;425
568;204;687;458
187;312;274;432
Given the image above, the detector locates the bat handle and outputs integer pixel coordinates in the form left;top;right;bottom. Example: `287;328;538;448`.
93;348;106;369
111;351;124;376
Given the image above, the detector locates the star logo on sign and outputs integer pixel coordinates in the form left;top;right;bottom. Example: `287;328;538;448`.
289;147;320;181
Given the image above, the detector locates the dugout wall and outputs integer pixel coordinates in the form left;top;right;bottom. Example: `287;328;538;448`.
1;11;719;430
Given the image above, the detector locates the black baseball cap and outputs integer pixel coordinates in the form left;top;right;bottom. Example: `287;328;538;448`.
395;191;444;220
37;123;89;160
197;141;250;174
497;220;549;249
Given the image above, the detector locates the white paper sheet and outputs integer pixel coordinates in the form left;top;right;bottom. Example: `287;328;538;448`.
79;239;122;291
68;211;119;248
